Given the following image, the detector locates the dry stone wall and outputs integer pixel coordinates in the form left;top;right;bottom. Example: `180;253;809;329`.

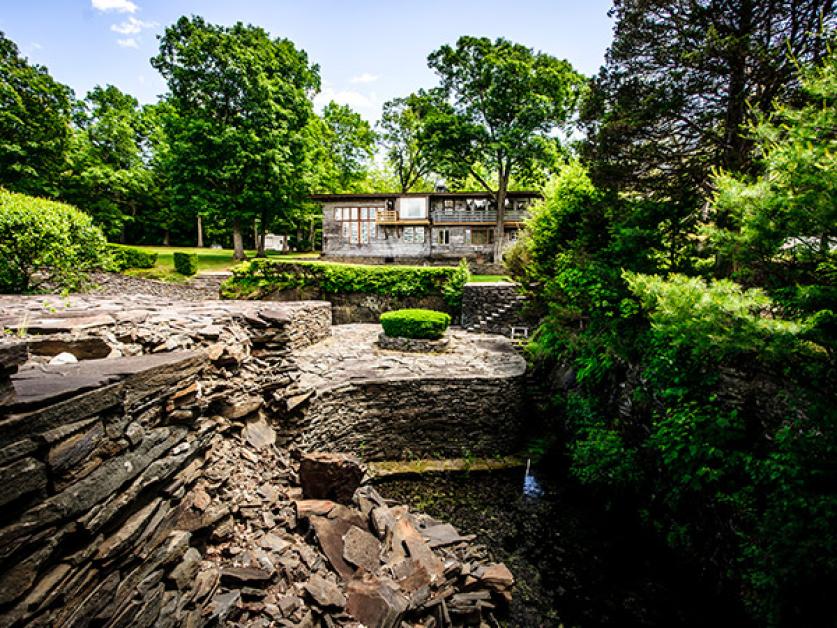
279;325;527;460
0;296;524;626
461;282;531;336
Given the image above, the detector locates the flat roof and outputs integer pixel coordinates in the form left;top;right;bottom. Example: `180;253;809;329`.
310;191;541;201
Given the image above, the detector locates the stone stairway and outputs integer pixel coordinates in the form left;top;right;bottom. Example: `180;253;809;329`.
461;282;530;337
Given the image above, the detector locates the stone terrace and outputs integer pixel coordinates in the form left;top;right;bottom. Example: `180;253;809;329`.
280;325;528;460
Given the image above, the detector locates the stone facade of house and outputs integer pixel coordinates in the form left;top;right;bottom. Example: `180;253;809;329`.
315;191;539;264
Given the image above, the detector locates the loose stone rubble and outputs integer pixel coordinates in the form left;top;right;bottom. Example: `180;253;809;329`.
0;296;519;626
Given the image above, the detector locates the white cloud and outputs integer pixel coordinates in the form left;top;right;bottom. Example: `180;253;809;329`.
314;86;376;111
92;0;138;13
30;42;43;50
111;16;157;35
117;37;139;48
350;72;380;84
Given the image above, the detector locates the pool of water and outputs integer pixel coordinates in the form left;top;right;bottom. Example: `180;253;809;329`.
377;466;751;627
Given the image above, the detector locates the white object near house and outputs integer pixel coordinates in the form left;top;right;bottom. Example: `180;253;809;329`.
263;233;288;251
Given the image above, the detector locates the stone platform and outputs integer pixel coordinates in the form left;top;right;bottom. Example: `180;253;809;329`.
281;325;527;460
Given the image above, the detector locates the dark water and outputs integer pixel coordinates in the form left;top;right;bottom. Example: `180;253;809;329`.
377;466;752;628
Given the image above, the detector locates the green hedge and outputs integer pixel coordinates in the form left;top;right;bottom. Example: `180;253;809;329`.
107;244;158;271
0;189;107;293
221;258;470;309
173;252;198;276
380;308;451;339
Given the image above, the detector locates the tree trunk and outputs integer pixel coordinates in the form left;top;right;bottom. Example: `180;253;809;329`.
492;177;508;263
232;218;246;261
163;229;170;246
196;215;204;248
256;210;267;258
308;216;316;252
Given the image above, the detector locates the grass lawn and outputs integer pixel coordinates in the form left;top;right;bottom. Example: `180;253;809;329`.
133;246;320;273
470;274;511;282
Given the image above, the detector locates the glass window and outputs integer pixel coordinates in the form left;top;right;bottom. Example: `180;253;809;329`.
470;228;494;245
334;208;341;220
436;229;450;245
400;197;427;219
414;226;425;243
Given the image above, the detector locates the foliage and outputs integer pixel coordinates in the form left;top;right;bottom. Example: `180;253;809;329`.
62;85;157;240
152;16;320;259
308;101;376;193
441;259;471;309
0;189;107;293
378;96;435;192
221;259;465;307
520;55;837;622
580;0;833;230
173;251;198;276
414;35;585;259
0;32;74;197
380;309;451;340
706;43;837;316
107;244;158;271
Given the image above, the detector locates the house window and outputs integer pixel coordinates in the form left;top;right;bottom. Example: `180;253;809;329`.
335;206;377;244
469;228;494;245
435;229;450;245
403;226;425;243
400;197;427;219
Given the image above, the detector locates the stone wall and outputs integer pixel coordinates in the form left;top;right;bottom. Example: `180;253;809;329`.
292;376;524;461
267;287;450;324
279;325;528;461
461;282;531;336
0;349;213;626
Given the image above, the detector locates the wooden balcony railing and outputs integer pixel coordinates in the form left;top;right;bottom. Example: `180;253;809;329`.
430;210;528;224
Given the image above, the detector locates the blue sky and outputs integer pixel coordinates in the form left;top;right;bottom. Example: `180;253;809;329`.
1;0;615;121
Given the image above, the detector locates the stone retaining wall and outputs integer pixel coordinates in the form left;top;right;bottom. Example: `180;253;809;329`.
267;287;451;324
461;282;530;336
292;376;524;461
0;349;213;626
279;325;528;461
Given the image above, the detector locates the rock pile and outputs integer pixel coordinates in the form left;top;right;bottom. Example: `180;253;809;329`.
193;438;514;627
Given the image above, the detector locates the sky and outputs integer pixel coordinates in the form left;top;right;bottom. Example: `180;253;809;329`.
1;0;615;122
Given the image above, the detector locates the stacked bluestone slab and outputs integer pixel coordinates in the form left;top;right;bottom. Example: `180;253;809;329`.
0;296;516;627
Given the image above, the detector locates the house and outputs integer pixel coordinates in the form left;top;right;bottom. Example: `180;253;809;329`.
312;191;540;264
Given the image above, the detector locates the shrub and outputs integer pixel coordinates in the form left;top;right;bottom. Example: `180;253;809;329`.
442;258;471;309
0;189;108;293
380;308;451;339
221;259;465;309
173;252;198;276
107;244;158;271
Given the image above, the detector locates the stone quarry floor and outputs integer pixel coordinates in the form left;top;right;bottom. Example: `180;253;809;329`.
292;325;527;395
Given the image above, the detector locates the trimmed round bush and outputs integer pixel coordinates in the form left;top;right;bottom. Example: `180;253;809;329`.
380;308;451;340
173;251;199;276
0;189;108;293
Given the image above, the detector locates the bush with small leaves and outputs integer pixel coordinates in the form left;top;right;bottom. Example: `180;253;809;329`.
380;308;451;339
0;189;108;293
173;252;198;276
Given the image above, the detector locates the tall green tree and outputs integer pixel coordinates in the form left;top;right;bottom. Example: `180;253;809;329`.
414;36;584;261
308;100;375;193
378;95;434;192
581;0;834;248
63;85;154;240
0;32;74;197
152;16;320;260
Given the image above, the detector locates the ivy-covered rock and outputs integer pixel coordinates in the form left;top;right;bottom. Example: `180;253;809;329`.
221;259;469;311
